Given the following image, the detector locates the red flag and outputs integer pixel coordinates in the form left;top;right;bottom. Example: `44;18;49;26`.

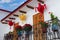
37;3;41;13
8;20;13;30
8;20;13;26
36;3;47;14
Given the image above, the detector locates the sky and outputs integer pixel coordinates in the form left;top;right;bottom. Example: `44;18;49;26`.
0;0;27;11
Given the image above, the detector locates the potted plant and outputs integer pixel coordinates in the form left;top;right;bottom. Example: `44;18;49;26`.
39;22;48;33
52;17;59;32
14;23;23;37
23;24;32;40
23;24;32;34
50;12;59;32
17;26;23;37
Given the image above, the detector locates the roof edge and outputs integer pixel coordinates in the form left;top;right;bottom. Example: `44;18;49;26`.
0;9;11;13
1;0;32;22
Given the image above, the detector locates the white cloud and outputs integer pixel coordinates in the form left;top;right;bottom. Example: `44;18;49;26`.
0;0;14;3
10;3;18;6
9;3;19;9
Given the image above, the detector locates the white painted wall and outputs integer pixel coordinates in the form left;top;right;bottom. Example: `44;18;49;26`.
0;0;60;40
0;22;10;40
0;11;10;40
44;0;60;21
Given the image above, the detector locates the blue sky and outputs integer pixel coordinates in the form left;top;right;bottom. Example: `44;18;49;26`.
0;0;27;11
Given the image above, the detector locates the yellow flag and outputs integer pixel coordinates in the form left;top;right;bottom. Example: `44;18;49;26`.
19;14;27;23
